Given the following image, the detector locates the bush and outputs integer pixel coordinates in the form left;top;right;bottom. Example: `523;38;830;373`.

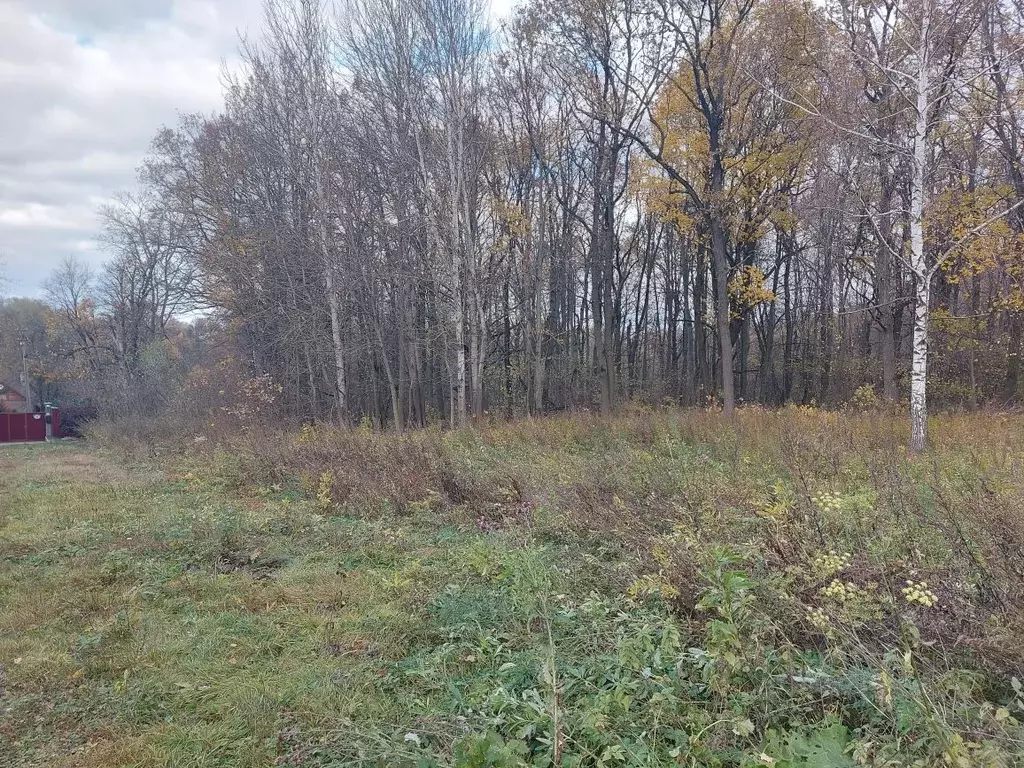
849;384;879;410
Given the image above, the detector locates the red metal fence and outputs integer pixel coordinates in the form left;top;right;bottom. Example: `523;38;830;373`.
0;413;48;443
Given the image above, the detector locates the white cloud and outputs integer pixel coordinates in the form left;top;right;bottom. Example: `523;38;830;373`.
0;0;262;295
0;0;520;297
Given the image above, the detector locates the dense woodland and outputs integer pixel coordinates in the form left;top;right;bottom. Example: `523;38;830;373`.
2;0;1024;448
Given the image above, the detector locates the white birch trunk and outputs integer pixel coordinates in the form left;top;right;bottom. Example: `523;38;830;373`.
324;256;348;422
532;266;545;415
909;2;932;452
454;263;467;426
533;182;547;415
450;163;468;427
910;276;930;451
471;265;486;418
314;171;347;422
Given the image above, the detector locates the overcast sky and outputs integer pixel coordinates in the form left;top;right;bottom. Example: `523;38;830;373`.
0;0;516;297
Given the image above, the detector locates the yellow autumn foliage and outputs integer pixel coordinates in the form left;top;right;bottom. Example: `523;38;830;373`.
930;185;1024;312
633;0;818;248
728;265;776;318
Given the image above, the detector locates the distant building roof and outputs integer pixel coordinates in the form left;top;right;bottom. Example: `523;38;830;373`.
0;382;26;399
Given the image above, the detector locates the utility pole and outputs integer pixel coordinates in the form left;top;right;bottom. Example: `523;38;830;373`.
19;334;32;411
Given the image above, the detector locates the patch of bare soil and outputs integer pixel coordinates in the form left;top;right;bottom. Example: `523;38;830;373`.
215;549;289;579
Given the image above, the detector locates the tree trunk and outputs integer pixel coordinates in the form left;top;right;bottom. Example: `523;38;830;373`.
876;182;899;402
532;185;547;415
316;172;347;424
908;23;931;453
710;214;735;417
1002;314;1022;402
454;284;467;426
590;125;614;416
910;276;930;451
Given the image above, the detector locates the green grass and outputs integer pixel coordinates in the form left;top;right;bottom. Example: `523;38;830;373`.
3;408;1024;766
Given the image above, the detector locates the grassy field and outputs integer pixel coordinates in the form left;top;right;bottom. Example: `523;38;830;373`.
2;408;1024;767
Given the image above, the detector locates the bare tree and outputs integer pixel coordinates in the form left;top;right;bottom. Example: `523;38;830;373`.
37;0;1024;432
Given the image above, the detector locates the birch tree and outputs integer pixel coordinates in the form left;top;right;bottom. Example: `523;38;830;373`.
260;0;350;421
45;0;1024;428
826;0;1024;450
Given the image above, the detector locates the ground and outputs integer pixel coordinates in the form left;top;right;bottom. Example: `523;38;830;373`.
1;409;1023;767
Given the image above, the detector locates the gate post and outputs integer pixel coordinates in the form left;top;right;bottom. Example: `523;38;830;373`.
44;403;61;440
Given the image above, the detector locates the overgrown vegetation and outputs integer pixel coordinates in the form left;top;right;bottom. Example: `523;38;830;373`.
4;408;1024;766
